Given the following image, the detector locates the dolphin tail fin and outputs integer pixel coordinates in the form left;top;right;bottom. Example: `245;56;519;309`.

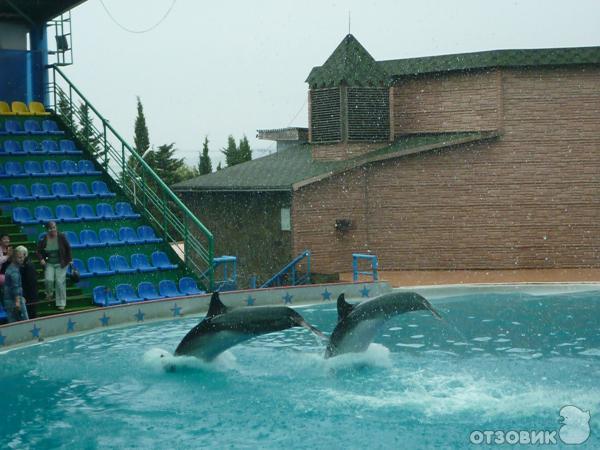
291;316;328;340
336;293;354;322
420;296;443;320
206;291;227;318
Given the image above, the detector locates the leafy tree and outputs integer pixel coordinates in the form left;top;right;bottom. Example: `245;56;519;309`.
217;161;222;171
176;163;199;182
198;136;212;175
238;135;252;163
148;143;185;186
77;102;101;159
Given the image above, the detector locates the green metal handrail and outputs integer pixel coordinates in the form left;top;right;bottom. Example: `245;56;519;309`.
45;66;214;290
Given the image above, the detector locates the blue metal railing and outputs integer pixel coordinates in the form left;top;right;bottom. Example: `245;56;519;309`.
45;66;215;289
352;253;378;281
260;250;311;288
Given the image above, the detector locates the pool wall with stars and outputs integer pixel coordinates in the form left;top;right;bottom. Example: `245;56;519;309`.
0;281;389;349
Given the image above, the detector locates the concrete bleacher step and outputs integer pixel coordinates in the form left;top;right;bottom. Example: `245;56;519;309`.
35;293;95;317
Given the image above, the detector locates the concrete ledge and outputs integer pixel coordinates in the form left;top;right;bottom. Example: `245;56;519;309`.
0;281;391;350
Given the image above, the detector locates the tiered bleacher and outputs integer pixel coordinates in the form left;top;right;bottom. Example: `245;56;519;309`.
0;101;205;317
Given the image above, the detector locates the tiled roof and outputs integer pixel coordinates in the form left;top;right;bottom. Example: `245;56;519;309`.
172;132;498;192
307;35;600;87
306;34;389;88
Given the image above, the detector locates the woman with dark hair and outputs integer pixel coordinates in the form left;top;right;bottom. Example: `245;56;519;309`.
36;221;72;310
15;245;38;319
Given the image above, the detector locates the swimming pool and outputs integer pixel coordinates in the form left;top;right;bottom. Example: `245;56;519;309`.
1;288;599;449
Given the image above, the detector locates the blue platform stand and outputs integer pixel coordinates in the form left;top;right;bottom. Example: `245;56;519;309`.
213;255;238;291
352;253;378;281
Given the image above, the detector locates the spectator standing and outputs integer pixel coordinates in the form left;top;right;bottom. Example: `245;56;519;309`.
36;221;72;311
16;245;38;319
1;246;28;322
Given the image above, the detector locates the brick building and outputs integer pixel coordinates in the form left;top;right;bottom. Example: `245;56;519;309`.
173;34;600;285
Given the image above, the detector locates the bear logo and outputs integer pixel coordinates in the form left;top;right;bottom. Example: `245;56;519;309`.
559;405;590;445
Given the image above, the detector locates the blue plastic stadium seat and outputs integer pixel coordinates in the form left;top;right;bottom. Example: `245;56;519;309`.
34;205;55;223
13;207;37;224
64;230;84;249
4;120;25;134
179;277;205;296
60;159;79;175
42;120;65;135
158;279;183;298
10;183;33;200
59;140;82;154
23;119;44;135
51;182;76;199
41;140;61;154
137;225;162;243
0;164;5;178
131;253;157;273
25;160;46;176
96;203;119;220
80;229;101;247
137;281;165;300
88;256;116;276
91;180;116;197
109;255;136;274
119;226;145;244
115;202;140;219
76;203;100;221
3;140;20;154
72;181;96;198
5;161;24;177
31;183;56;199
24;140;43;154
56;204;80;223
151;251;178;270
43;160;62;175
72;258;93;279
0;185;14;202
93;285;120;306
99;228;124;246
78;160;101;175
116;283;143;303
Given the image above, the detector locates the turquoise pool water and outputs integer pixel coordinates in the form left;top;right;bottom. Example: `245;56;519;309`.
1;290;599;449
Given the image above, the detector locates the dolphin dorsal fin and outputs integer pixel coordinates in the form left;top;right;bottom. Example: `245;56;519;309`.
206;292;227;318
336;293;354;322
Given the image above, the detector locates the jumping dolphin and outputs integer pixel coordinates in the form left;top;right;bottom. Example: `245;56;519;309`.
324;291;443;358
175;292;326;361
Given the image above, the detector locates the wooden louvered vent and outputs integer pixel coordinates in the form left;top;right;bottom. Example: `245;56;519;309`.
347;87;389;142
310;88;342;143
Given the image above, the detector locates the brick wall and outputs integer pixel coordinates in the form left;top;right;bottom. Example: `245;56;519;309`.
391;69;502;135
293;66;600;273
312;142;384;161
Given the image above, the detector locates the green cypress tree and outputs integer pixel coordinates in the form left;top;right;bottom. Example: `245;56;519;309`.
133;97;150;156
57;90;74;130
222;135;240;167
198;136;212;175
149;143;185;186
77;102;101;159
238;135;252;162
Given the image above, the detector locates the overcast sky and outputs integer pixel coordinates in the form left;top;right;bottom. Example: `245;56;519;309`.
63;0;600;168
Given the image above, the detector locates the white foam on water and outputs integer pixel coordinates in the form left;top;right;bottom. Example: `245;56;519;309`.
472;336;492;342
319;367;600;419
388;327;402;331
142;347;237;373
579;348;600;357
410;335;424;339
396;342;425;348
323;343;393;371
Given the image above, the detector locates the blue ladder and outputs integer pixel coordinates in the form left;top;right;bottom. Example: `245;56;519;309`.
352;253;378;281
260;250;311;288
